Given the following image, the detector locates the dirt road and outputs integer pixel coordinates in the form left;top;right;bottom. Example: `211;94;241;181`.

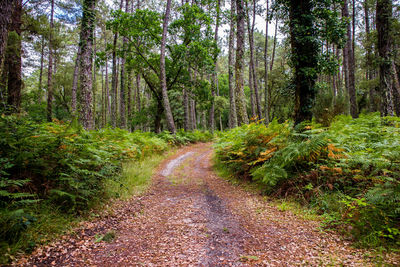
20;143;396;266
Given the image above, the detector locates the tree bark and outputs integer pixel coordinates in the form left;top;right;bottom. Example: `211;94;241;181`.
0;0;12;75
209;0;221;132
5;0;22;114
72;47;81;116
364;0;375;111
376;0;394;116
264;0;270;124
111;0;124;127
343;0;358;118
246;0;262;120
78;0;97;130
235;0;249;125
119;0;130;129
160;0;176;134
46;0;55;121
228;0;238;128
38;35;45;104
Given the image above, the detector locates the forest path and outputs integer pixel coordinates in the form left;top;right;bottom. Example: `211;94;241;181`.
22;143;382;266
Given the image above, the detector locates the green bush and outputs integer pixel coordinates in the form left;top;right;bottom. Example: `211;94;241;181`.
215;113;400;247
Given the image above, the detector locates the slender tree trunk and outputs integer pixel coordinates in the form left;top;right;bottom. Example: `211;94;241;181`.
111;0;123;127
5;0;22;114
209;0;221;132
46;0;55;121
264;0;270;124
183;88;190;130
249;59;256;118
92;32;97;128
235;0;249;125
119;0;130;129
78;0;97;130
270;17;278;71
127;69;132;131
72;47;80;115
38;35;45;104
343;0;358;118
364;0;375;111
246;0;262;120
228;0;238;128
101;66;105;127
376;0;394;116
160;0;176;134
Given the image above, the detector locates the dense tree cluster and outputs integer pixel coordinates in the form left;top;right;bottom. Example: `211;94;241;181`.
0;0;399;130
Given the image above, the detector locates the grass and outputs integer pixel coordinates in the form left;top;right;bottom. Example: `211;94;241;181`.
106;151;172;199
2;152;170;265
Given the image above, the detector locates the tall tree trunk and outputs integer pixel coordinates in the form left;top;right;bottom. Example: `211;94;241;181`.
104;32;111;122
183;88;190;130
228;0;238;128
270;17;278;71
46;0;55;121
78;0;97;130
71;47;80;116
364;0;375;111
246;0;262;120
376;0;394;116
127;69;132;131
0;0;12;75
38;35;45;104
264;0;270;124
249;59;256;118
343;0;358;118
92;32;97;128
119;0;130;129
101;66;105;127
235;0;249;125
160;0;176;134
111;0;124;127
209;0;221;132
289;0;319;124
5;0;22;114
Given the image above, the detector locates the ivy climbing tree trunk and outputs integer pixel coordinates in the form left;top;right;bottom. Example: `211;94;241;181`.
235;0;249;125
228;0;238;128
289;0;319;125
160;0;176;134
78;0;97;130
376;0;394;116
46;0;55;121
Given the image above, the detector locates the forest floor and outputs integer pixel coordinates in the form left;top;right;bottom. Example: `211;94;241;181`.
17;143;399;266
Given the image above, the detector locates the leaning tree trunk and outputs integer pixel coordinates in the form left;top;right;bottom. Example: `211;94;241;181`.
78;0;97;130
46;0;55;121
289;0;319;125
228;0;238;128
5;0;22;114
160;0;176;134
235;0;249;125
376;0;394;116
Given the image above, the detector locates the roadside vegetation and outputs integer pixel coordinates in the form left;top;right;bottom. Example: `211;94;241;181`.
0;115;212;264
214;113;400;248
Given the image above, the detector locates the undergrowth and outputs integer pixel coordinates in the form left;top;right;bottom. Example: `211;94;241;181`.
0;115;212;264
214;113;400;248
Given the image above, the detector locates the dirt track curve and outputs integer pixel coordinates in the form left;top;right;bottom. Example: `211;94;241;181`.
19;143;398;266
